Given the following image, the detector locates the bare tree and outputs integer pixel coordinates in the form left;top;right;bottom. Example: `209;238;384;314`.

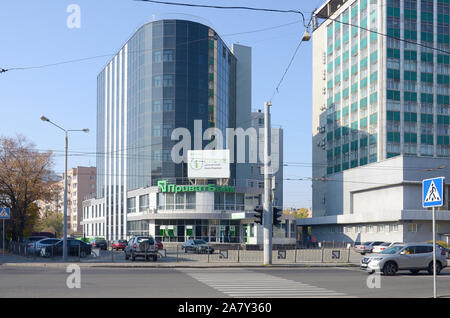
0;135;57;241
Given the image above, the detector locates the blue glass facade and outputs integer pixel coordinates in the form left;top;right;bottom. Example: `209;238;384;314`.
96;20;237;239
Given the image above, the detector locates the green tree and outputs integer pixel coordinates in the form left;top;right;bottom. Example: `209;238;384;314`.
296;208;310;218
284;208;310;218
36;210;63;237
0;135;57;241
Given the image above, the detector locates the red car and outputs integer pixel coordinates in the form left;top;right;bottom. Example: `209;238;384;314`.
112;240;128;251
155;240;163;250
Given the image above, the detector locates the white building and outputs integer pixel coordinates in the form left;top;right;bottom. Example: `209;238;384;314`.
304;0;450;244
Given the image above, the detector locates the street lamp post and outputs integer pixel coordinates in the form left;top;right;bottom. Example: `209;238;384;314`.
40;116;89;261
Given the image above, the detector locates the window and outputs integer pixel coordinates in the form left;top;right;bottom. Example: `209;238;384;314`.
408;223;419;232
153;75;175;87
127;197;136;213
139;194;149;212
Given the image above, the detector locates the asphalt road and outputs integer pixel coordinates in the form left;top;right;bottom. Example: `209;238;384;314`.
0;266;449;298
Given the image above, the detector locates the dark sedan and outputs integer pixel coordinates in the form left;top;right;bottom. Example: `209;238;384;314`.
92;239;108;250
41;239;92;257
182;239;214;254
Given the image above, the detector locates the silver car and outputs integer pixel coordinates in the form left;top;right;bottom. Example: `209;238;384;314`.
27;238;60;256
360;243;448;276
354;241;385;255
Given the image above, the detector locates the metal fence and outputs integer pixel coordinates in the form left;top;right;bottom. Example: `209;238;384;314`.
5;241;362;264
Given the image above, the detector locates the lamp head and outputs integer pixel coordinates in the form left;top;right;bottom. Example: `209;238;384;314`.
302;30;311;42
40;116;50;122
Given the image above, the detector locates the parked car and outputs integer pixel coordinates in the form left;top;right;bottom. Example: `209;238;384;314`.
360;243;448;276
182;239;214;254
124;236;158;262
41;239;92;258
27;238;60;256
92;238;108;250
155;240;163;250
112;240;127;251
25;236;50;255
372;242;403;254
354;241;385;255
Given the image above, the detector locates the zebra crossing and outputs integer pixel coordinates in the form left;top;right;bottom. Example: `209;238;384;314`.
178;268;349;298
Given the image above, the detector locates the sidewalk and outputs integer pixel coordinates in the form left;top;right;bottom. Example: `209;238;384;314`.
0;253;360;269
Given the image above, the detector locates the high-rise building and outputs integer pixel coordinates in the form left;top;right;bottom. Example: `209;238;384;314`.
82;19;293;244
63;167;97;235
301;0;450;244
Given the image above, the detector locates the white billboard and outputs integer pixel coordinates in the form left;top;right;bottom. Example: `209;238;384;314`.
187;149;230;179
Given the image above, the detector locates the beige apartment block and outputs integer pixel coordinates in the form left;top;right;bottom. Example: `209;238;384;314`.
63;166;97;235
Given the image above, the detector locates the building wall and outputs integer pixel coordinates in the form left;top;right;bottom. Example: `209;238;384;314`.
310;1;450;243
232;44;252;189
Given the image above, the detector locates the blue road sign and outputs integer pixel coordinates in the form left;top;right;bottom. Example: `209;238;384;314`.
0;207;10;219
423;177;445;208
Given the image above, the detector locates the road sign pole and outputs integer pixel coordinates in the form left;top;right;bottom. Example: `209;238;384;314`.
433;206;436;298
423;177;444;299
2;219;4;257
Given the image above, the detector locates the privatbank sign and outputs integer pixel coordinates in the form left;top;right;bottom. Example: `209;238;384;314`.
157;180;235;194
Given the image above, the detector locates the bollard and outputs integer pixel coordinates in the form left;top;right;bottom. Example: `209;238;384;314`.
347;246;351;263
237;244;240;263
207;243;210;263
79;244;81;262
294;245;297;263
176;244;179;263
321;247;325;263
112;246;114;263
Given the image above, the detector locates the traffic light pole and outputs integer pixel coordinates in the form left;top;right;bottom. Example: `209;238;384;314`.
263;101;272;265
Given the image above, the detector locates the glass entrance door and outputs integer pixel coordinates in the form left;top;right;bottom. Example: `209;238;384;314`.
209;225;219;242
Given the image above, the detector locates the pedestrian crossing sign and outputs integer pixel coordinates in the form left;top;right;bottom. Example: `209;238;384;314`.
423;177;445;208
0;207;10;219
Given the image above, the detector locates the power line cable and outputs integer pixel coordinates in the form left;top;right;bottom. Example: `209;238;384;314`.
0;20;301;73
315;12;450;55
269;35;307;102
134;0;307;26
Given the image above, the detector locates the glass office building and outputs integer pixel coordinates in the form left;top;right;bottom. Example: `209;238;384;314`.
94;20;239;240
82;19;290;244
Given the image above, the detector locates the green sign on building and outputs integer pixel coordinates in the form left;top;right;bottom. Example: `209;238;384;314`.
157;180;235;194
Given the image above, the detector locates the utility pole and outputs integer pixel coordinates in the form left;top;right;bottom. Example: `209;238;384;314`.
40;116;89;261
63;132;68;261
263;101;272;265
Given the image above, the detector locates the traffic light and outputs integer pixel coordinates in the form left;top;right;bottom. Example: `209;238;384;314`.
273;207;282;226
254;207;263;225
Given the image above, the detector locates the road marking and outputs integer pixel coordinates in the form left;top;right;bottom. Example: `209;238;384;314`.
178;268;350;298
332;267;363;272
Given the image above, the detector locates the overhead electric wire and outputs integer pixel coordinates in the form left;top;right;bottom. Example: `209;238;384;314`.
269;35;307;102
0;19;302;73
316;13;450;56
134;0;307;26
3;2;450;73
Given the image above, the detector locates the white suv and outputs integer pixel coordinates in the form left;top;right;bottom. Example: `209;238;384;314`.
360;243;448;276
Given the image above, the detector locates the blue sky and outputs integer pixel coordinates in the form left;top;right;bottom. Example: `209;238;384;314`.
0;0;322;209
